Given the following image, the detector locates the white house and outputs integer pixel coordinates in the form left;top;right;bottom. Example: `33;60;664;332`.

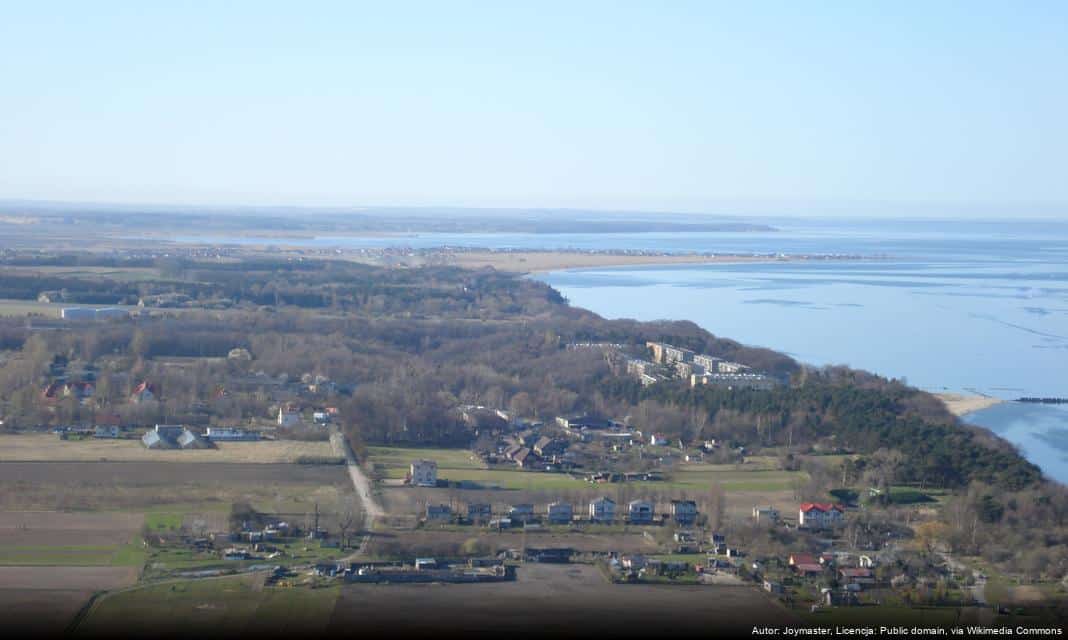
410;459;438;487
589;497;616;523
799;503;845;528
278;406;301;427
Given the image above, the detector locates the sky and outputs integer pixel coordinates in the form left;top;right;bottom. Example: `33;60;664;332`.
1;1;1066;217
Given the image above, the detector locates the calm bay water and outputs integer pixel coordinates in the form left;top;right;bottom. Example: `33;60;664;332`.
533;219;1068;483
172;218;1068;482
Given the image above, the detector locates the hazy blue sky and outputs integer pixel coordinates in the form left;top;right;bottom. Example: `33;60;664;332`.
2;1;1066;217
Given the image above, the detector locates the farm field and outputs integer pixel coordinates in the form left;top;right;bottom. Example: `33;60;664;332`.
0;566;141;636
0;511;145;566
0;298;66;317
76;574;341;637
0;458;357;634
0;461;352;513
330;563;796;635
0;434;339;464
0;588;97;636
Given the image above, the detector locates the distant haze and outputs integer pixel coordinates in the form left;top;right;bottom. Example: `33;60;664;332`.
1;1;1066;218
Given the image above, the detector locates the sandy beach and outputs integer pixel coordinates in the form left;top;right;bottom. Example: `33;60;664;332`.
934;392;1004;417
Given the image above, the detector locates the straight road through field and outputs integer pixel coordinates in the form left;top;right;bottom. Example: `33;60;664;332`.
329;426;383;558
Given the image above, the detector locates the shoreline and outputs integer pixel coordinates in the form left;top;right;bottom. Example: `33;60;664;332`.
436;250;869;273
933;392;1005;417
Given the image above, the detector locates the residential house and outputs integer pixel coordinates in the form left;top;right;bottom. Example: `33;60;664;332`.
838;568;875;586
555;414;614;430
425;504;452;521
512;447;535;468
671;499;698;525
588;497;616;523
533;436;565;457
40;382;63;402
627;500;654;524
824;590;858;606
277;405;301;427
223;548;251;560
794;562;824;577
508;504;535;523
130;381;158;404
526;548;573;563
64;381;95;401
752;506;780;523
789;553;817;567
93;425;120;439
621;554;647;570
414;558;437;570
648;433;669;446
467;503;492;523
799;503;845;529
546;502;573;524
409;459;438;487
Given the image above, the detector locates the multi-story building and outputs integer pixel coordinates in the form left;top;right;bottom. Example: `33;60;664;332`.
690;372;775;390
662;345;695;364
409;459;438;487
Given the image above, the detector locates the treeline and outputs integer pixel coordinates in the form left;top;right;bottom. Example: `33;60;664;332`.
0;254;1045;493
611;376;1040;490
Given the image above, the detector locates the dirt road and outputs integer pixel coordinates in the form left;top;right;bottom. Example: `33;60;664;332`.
329;427;383;557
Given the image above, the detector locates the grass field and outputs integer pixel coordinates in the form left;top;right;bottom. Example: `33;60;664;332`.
367;445;485;475
671;467;804;492
0;461;352;513
0;299;64;317
78;575;341;636
0;434;339;464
